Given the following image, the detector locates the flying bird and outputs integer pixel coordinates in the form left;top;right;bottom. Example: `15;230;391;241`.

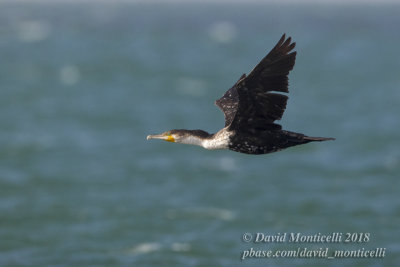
147;34;334;155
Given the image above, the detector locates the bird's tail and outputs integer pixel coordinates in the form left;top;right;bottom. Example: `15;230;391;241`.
282;130;335;143
303;136;335;142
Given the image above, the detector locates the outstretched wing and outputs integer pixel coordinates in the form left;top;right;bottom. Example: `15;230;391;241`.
215;74;245;127
216;34;296;131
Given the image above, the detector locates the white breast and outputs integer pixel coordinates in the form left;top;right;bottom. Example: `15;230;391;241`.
201;128;232;150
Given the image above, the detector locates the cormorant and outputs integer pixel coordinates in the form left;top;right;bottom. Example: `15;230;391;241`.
147;34;334;155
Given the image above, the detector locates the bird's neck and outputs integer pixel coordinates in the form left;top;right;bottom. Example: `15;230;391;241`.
180;135;209;147
202;129;231;150
177;129;231;150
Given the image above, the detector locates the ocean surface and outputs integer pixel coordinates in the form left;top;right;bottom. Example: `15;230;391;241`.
0;2;399;266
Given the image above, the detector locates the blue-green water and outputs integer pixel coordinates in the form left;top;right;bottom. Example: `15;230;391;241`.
0;2;399;266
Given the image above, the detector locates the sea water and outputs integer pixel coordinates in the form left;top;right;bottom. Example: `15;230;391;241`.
0;2;399;266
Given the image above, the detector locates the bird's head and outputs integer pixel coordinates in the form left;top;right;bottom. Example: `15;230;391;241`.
147;129;211;145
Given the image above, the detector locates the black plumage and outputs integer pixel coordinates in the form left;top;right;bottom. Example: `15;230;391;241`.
215;34;334;154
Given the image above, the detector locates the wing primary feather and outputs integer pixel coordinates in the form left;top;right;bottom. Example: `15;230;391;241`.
216;34;297;129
